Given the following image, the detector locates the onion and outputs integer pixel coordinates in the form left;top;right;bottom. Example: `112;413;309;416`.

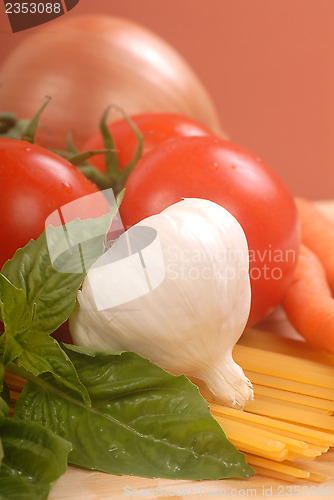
0;15;225;150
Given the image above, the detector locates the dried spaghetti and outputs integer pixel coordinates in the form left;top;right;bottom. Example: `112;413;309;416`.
206;328;334;482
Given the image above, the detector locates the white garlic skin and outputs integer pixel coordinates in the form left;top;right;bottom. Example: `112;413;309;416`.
70;198;253;408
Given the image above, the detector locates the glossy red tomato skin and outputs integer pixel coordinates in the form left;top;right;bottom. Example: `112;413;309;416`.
119;136;300;326
84;112;215;172
0;139;110;270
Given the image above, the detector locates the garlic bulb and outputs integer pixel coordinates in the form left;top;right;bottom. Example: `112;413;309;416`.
70;198;253;408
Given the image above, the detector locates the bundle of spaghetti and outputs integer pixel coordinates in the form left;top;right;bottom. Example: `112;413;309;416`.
233;345;334;389
209;403;333;481
205;328;334;482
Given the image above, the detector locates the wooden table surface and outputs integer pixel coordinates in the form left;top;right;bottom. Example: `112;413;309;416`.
49;451;334;500
49;200;334;499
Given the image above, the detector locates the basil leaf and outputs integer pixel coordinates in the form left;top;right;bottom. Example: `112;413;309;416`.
0;440;3;474
2;333;23;366
0;418;71;500
0;472;49;500
14;346;254;480
0;363;10;422
0;390;10;424
0;365;9;471
2;332;89;405
11;333;90;405
0;275;34;336
1;214;112;335
0;362;10;421
0;372;9;472
0;397;9;423
0;214;112;403
0;361;4;393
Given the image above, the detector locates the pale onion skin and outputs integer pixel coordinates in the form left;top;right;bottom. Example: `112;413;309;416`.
0;15;225;150
70;199;253;409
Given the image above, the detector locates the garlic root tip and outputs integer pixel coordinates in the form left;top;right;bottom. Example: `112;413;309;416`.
200;363;254;409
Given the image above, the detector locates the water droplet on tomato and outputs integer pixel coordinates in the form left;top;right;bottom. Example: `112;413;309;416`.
62;182;72;192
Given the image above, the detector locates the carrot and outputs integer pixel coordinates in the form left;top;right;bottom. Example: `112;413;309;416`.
281;244;334;355
295;197;334;295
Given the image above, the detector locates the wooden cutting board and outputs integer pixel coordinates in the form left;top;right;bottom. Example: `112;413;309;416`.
50;451;334;500
49;200;334;499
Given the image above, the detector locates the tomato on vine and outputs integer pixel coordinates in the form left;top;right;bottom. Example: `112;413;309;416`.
84;111;216;173
0;138;109;270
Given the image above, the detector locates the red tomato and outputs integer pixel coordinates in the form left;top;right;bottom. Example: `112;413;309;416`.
119;136;300;326
0;139;110;270
84;112;215;172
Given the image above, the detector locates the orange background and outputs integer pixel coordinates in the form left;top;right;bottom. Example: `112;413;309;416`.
0;0;333;200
